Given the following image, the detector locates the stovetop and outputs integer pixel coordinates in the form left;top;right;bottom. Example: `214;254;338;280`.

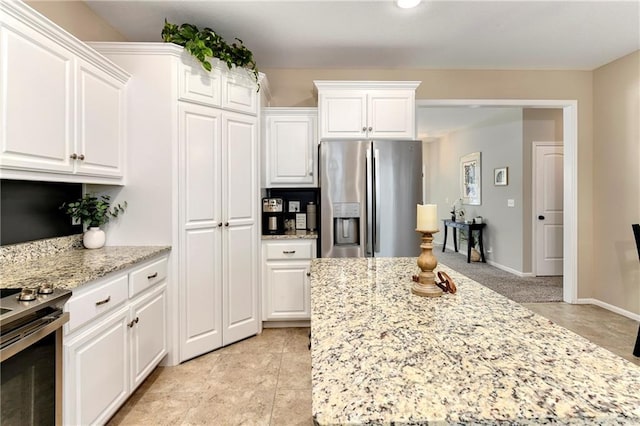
0;287;72;327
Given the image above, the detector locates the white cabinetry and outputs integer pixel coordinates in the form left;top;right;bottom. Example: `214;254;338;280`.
90;43;263;363
262;239;317;321
64;255;168;426
0;2;128;184
315;81;420;140
262;108;317;187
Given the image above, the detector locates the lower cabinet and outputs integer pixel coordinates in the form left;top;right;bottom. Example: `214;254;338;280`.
262;239;317;321
63;255;168;425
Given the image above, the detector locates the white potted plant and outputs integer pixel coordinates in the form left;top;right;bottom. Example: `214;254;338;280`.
60;194;127;249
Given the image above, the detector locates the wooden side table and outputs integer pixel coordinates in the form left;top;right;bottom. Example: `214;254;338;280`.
442;219;486;263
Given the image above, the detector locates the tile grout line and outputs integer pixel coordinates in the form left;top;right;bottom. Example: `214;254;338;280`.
268;335;286;426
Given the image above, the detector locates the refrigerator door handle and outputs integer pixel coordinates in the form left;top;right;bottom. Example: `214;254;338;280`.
374;148;381;253
366;149;373;256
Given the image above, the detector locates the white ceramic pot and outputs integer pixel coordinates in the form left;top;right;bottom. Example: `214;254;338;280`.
83;227;106;249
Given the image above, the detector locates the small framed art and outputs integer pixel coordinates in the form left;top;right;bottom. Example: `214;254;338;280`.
494;167;508;186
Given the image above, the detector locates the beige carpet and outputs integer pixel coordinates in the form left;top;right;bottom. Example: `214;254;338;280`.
437;248;563;303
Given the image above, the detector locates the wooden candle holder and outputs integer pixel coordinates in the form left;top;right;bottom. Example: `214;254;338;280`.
411;230;443;297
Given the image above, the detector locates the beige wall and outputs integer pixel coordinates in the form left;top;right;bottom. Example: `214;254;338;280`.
593;50;640;315
26;1;127;42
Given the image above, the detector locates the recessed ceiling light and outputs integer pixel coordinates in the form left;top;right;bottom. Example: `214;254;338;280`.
396;0;421;9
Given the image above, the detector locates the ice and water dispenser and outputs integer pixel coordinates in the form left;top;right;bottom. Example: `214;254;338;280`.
332;202;360;246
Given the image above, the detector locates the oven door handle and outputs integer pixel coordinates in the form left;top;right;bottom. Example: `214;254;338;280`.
0;312;69;362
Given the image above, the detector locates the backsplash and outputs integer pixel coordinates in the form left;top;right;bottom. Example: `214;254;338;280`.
0;234;83;265
0;180;83;246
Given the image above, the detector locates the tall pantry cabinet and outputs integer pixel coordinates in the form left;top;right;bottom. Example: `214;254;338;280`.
91;43;263;363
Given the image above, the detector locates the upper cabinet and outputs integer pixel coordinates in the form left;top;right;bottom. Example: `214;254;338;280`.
178;60;258;115
262;108;317;188
0;2;129;184
315;81;420;140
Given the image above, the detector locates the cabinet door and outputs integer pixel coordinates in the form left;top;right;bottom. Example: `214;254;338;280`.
222;112;259;345
0;13;74;173
74;58;125;178
178;103;223;361
318;91;367;139
130;284;167;390
265;114;317;187
264;261;311;320
64;307;129;426
178;61;222;107
223;71;258;115
366;90;416;139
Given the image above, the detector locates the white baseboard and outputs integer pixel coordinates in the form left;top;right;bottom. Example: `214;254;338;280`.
262;320;310;328
576;298;640;322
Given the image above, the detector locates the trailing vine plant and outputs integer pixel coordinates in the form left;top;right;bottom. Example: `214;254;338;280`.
161;20;260;91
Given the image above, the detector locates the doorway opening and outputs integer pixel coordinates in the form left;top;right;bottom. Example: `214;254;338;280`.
416;99;578;304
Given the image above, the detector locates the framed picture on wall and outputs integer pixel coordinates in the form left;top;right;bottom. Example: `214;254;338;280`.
460;152;481;205
494;167;508;186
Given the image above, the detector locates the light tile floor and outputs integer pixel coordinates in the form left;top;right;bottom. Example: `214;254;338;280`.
107;304;639;425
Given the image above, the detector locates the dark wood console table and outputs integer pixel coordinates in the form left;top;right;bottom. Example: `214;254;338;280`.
442;219;486;263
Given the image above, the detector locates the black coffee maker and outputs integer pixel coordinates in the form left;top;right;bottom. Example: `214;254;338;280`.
262;198;284;234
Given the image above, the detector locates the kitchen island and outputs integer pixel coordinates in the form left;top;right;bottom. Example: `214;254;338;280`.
310;257;640;425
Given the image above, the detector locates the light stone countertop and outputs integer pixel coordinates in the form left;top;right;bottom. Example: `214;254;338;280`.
0;245;171;290
262;231;318;240
310;257;640;425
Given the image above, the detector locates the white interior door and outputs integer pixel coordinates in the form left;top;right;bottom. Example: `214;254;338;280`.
534;142;564;276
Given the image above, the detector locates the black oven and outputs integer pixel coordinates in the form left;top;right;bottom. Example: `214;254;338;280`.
1;287;71;426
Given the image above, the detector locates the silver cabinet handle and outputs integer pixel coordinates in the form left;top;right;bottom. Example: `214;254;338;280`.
70;153;78;160
283;250;296;254
95;296;111;306
127;317;139;328
147;272;158;279
78;154;85;160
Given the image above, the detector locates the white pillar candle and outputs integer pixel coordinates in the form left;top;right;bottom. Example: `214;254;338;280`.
417;204;438;231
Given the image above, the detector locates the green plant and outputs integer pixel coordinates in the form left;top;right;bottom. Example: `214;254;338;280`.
161;20;260;91
60;194;127;228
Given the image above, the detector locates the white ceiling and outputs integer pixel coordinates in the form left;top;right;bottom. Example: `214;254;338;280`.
86;0;640;70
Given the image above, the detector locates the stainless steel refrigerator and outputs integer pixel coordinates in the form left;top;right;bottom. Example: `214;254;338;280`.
319;140;423;258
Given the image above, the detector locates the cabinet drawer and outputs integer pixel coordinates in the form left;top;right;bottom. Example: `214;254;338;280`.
265;241;314;260
66;275;128;333
129;257;168;297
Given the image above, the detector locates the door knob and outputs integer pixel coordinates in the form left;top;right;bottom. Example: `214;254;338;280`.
368;127;373;132
362;126;367;132
225;222;229;227
538;215;545;220
78;154;85;160
218;223;223;227
306;272;311;277
70;153;78;160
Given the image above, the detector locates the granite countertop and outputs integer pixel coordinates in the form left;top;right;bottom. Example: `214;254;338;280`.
0;245;171;290
262;231;318;240
310;257;640;425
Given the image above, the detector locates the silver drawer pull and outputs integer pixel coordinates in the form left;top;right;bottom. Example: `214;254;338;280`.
95;296;111;306
282;250;296;254
147;272;158;279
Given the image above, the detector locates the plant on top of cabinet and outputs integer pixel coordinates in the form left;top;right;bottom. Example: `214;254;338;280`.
60;194;127;249
161;20;260;90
